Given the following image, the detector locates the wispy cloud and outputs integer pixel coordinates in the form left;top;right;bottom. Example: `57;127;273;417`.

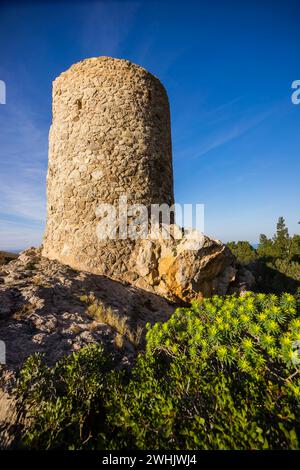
175;103;276;161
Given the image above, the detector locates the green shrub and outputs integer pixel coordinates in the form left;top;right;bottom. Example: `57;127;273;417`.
16;344;113;449
227;241;257;265
16;293;300;450
106;292;300;449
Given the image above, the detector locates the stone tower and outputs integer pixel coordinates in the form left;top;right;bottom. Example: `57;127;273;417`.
42;57;174;277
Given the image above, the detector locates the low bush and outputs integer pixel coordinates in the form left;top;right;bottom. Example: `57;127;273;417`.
15;345;113;449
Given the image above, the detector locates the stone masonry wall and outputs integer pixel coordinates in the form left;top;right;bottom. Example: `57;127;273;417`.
42;57;174;278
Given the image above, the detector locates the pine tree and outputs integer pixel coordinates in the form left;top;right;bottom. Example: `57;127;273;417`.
257;234;274;258
273;217;290;258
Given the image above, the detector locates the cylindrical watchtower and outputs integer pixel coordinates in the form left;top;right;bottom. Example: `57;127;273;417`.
42;57;174;277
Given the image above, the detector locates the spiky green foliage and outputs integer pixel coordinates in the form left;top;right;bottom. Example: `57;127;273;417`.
106;293;300;449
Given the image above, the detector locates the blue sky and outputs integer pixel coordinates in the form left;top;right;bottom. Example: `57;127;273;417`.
0;0;299;251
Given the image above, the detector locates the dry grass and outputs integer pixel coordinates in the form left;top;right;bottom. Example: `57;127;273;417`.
114;333;124;349
81;294;144;348
69;324;82;335
126;325;144;347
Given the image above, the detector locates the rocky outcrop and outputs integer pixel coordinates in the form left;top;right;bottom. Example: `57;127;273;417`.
0;247;176;448
0;248;175;378
0;244;254;447
0;242;253;377
126;226;239;302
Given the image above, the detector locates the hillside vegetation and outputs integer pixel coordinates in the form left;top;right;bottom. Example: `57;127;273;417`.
0;251;18;266
15;292;300;450
228;217;300;295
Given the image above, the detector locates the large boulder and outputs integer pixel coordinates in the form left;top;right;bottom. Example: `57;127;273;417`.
126;225;244;302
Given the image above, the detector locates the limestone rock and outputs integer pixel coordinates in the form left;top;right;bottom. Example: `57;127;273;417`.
128;226;237;302
0;248;175;376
